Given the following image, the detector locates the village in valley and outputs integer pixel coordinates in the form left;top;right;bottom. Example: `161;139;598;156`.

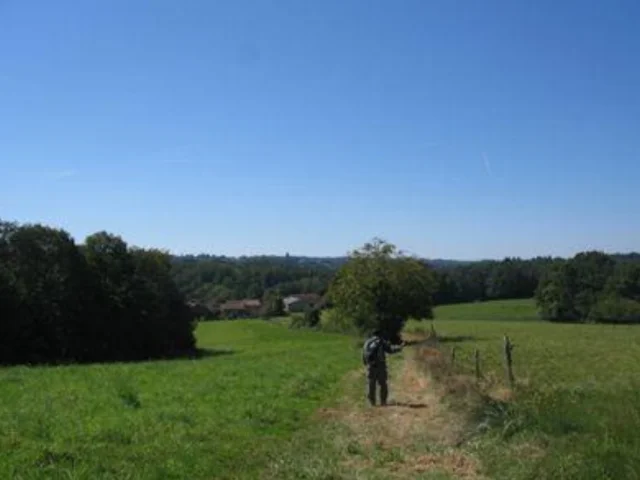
187;293;324;319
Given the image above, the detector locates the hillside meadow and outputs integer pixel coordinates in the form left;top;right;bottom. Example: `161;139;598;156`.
0;321;358;480
431;298;540;322
1;300;640;479
407;301;640;479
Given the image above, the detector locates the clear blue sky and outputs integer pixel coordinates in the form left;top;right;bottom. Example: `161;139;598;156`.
1;0;639;259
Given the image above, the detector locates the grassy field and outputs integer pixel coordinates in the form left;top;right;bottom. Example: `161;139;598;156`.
0;321;358;480
405;300;640;479
431;298;540;322
2;300;640;479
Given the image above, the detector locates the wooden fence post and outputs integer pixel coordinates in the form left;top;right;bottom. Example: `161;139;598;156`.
475;348;481;380
503;335;514;387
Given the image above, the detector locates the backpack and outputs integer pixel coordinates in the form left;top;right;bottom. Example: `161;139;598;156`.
363;337;383;365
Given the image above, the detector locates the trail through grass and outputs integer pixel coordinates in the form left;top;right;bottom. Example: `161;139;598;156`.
262;344;483;480
267;300;640;479
3;300;640;479
404;300;640;479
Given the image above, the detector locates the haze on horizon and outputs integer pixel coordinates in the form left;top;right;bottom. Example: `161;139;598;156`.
1;1;639;260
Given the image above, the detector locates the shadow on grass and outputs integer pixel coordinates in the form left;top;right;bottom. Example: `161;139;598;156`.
403;335;483;346
190;348;236;359
0;347;237;369
403;338;435;346
388;401;429;409
438;335;482;343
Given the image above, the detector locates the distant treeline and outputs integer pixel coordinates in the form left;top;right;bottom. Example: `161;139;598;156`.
3;215;640;367
171;254;556;305
171;254;338;304
0;220;195;365
431;257;555;304
536;251;640;323
173;252;640;324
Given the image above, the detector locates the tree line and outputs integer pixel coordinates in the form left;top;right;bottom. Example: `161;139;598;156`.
431;257;558;304
171;254;336;305
325;241;640;343
175;248;640;326
171;254;558;306
2;215;639;366
536;251;640;323
0;220;195;365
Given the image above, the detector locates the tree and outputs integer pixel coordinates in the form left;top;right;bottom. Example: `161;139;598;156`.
327;238;435;341
571;251;616;319
7;224;91;362
587;296;640;324
535;260;580;322
605;262;640;302
0;221;22;363
83;232;138;360
129;248;195;355
485;258;539;300
535;251;632;323
83;233;195;361
0;219;194;364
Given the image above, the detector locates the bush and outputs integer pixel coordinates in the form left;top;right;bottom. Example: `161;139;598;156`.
260;294;285;320
289;313;309;329
319;309;359;335
304;307;321;327
588;296;640;324
288;307;322;329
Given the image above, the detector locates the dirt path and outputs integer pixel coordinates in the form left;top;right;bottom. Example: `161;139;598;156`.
314;344;487;479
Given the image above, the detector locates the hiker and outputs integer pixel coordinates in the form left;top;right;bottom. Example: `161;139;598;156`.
362;329;404;406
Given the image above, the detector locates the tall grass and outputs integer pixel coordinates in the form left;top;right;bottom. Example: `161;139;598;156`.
408;300;640;479
4;300;640;479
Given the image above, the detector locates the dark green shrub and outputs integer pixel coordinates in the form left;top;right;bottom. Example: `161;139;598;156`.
304;307;321;327
289;308;321;329
588;296;640;324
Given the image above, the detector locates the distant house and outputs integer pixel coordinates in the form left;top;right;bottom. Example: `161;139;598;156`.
283;293;322;313
220;299;262;319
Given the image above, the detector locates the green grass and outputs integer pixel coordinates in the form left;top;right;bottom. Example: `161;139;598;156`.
408;299;640;479
4;300;640;479
0;320;359;480
431;298;540;322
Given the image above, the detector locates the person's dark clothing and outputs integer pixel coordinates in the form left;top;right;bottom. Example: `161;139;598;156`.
362;335;402;406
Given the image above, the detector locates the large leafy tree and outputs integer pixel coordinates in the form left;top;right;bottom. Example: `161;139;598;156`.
129;247;195;355
83;233;195;360
0;222;92;362
82;232;138;359
327;238;435;340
